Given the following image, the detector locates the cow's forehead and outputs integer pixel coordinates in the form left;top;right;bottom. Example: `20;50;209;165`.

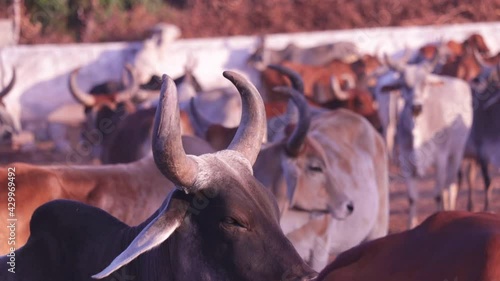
191;151;253;191
403;65;428;86
191;151;280;217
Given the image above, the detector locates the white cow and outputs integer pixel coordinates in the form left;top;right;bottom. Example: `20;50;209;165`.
255;83;389;271
379;55;473;228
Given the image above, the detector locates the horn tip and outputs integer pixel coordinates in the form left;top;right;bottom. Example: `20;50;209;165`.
71;67;82;74
222;70;234;80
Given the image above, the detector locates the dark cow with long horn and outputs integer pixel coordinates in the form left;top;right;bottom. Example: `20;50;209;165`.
0;68;16;143
1;71;317;281
68;63;139;159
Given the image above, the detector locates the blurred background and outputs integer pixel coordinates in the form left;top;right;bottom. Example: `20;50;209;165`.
1;0;498;44
0;0;499;236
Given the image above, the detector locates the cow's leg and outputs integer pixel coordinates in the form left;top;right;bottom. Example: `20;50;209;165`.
435;157;448;211
407;177;419;229
448;183;458;211
446;155;463;211
443;154;462;210
478;157;492;211
465;160;477;211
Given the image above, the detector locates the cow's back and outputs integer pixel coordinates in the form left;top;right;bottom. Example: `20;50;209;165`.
318;211;500;281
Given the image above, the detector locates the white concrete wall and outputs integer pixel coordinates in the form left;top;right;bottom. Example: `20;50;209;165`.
1;21;500;139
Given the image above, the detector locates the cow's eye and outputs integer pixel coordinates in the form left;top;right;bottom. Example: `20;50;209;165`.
221;217;247;229
308;165;323;173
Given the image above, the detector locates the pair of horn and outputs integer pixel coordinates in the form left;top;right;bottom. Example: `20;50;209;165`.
268;64;311;157
69;64;138;106
153;71;266;189
93;71;266;279
0;68;16;99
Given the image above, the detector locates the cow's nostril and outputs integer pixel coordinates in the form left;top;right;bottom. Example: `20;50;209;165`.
347;202;354;213
412;104;423;116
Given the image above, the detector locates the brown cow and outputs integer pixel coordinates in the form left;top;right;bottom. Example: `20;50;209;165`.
318;211;500;281
261;60;356;104
268;65;382;133
413;34;492;82
0;135;214;254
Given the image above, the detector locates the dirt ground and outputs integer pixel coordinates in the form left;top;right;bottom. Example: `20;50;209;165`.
1;142;498;236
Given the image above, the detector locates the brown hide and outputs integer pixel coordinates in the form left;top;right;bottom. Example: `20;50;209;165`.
318;211;500;281
261;60;356;103
0;136;214;254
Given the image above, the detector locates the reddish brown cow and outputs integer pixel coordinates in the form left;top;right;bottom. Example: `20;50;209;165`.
261;60;356;103
414;33;489;65
268;65;383;132
463;33;490;55
319;87;382;133
318;211;500;281
439;50;485;82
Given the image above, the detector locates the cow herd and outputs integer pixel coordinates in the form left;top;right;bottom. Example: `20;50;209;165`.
0;32;499;280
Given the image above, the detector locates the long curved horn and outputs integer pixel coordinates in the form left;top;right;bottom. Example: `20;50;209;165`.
223;71;266;165
68;67;96;107
0;68;16;99
273;86;310;157
116;63;139;102
330;75;352;100
152;74;199;189
268;64;304;92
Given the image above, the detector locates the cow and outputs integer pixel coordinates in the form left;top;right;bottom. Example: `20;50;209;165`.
69;63;139;161
254;69;389;270
461;63;500;211
0;135;214;254
0;71;317;281
100;106;195;164
317;211;500;281
439;48;489;82
266;64;383;135
137;56;204;103
261;61;357;104
247;35;360;71
380;54;473;228
0;68;16;144
70;63;203;164
413;33;491;65
100;62;242;164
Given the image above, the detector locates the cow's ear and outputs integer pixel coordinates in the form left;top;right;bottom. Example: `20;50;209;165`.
380;82;403;93
92;190;189;279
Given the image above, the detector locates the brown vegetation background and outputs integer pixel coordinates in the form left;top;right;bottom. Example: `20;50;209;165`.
0;0;499;44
